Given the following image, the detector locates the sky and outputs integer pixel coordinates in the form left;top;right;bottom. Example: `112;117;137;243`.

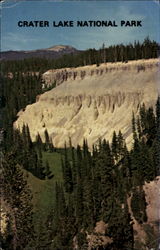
1;0;160;51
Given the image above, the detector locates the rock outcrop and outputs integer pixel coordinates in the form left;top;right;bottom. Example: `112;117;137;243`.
14;59;159;148
127;177;160;249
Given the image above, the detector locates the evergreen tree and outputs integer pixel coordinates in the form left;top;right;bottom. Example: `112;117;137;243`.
156;96;160;127
44;129;53;152
63;144;73;193
96;140;114;222
35;133;43;158
117;130;126;159
108;202;133;250
131;187;147;224
1;152;35;249
111;131;118;161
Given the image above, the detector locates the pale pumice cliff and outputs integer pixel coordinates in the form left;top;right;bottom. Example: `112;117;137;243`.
14;59;159;148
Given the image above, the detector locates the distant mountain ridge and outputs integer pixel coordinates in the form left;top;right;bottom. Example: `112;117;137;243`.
1;45;80;61
46;45;77;52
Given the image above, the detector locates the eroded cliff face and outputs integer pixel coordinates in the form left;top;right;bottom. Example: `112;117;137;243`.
15;59;159;148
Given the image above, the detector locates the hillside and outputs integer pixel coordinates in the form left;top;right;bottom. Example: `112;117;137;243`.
86;177;160;249
1;45;79;61
1;148;159;249
14;59;159;148
2;55;160;249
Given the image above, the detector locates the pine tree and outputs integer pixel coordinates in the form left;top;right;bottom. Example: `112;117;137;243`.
44;129;53;152
95;139;114;222
137;116;142;139
145;107;156;146
117;130;125;159
131;187;147;224
156;96;160;127
111;131;118;161
132;112;138;145
2;152;35;249
82;157;94;228
152;123;160;176
63;144;73;193
36;132;43;153
25;124;33;149
108;201;133;250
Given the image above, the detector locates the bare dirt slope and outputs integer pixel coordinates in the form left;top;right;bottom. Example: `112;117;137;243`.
14;59;159;148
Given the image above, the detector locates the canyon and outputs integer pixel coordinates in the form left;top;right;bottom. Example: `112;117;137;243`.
14;59;159;148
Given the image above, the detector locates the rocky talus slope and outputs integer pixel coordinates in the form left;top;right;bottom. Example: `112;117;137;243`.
14;59;159;148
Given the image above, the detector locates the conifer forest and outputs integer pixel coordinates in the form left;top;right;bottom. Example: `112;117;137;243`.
0;38;160;249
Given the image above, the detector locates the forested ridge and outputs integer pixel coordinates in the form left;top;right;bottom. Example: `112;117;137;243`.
1;37;159;74
0;38;160;249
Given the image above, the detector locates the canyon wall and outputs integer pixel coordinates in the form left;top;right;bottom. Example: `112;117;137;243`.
15;59;159;148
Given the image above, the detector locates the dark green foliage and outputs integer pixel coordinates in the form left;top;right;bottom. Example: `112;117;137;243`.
44;129;54;152
117;130;126;158
111;131;118;161
35;133;43;158
131;187;147;224
51;139;132;248
112;130;126;162
131;102;158;183
108;203;134;250
77;232;88;250
152;127;160;176
12;126;50;179
1;37;159;74
62;145;73;193
50;183;76;250
51;98;160;248
132;112;138;144
2;97;159;249
96;140;114;222
1;36;159;249
131;139;155;185
1;72;42;151
156;96;160;126
138;105;156;146
1;152;35;249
